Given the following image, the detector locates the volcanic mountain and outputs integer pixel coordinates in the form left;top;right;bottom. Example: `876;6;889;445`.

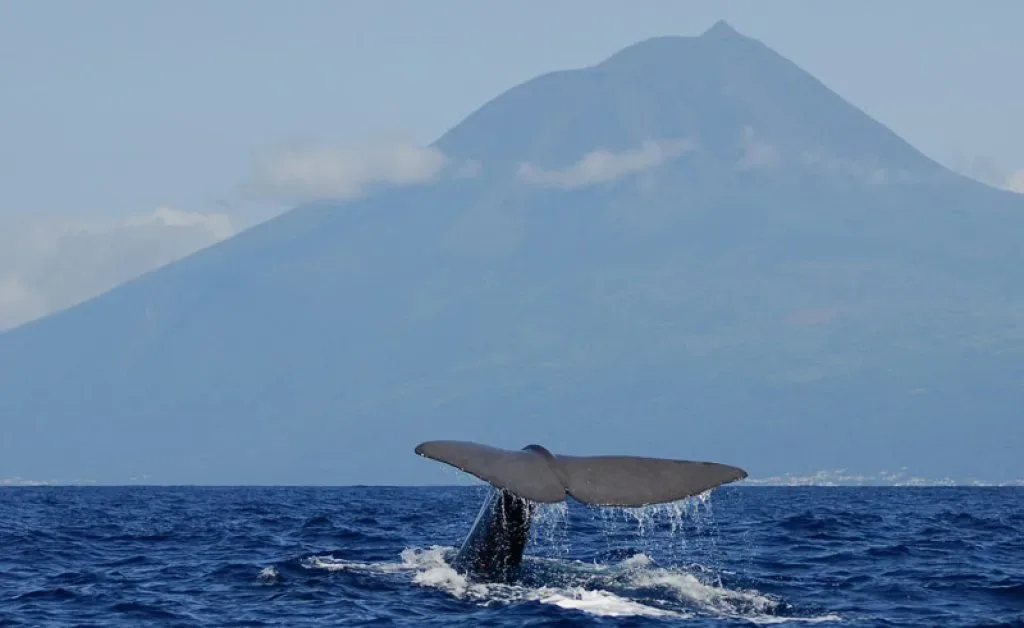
2;21;1022;484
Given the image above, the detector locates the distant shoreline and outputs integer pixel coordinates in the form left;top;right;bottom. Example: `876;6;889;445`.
3;482;1023;489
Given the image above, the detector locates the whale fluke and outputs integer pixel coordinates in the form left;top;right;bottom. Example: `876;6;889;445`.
415;440;747;507
556;453;748;506
415;440;747;581
414;440;567;502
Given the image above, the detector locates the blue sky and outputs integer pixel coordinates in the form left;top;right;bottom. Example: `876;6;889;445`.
1;0;1022;329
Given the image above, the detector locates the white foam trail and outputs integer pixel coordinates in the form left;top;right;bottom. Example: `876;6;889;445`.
257;566;279;584
629;568;774;614
745;616;844;625
302;546;682;618
625;565;841;624
403;549;685;618
299;548;842;623
537;588;681;618
301;549;433;574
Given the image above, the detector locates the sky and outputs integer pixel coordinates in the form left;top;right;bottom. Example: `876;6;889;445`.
1;0;1023;330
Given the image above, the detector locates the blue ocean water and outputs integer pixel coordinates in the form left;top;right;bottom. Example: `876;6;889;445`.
0;486;1021;626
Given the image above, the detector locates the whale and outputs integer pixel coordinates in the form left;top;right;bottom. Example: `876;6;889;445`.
414;440;747;581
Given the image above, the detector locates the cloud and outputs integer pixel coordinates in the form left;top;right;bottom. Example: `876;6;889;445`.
246;138;451;203
1005;169;1024;194
123;206;234;240
517;138;695;190
798;149;917;186
735;128;906;184
0;275;46;331
738;127;928;185
0;207;235;331
735;126;780;170
953;153;1004;186
951;154;1024;194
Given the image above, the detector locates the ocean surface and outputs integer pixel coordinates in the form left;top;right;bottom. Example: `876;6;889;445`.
1;486;1022;626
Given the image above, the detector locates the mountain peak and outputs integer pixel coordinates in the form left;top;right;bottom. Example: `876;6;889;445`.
600;19;748;62
701;19;742;40
435;21;943;178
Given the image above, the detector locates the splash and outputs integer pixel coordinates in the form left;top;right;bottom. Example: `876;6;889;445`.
293;490;839;622
583;490;720;561
298;547;842;623
612;490;716;536
529;501;570;557
537;588;681;618
401;546;686;618
257;566;279;585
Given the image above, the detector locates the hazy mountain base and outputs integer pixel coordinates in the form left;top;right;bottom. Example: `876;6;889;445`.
3;174;1021;485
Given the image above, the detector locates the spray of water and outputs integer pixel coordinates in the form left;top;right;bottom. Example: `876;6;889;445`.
529;501;570;557
295;546;840;623
282;488;840;623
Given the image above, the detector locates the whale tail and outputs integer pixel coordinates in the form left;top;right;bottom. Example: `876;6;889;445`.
414;440;747;506
414;440;747;581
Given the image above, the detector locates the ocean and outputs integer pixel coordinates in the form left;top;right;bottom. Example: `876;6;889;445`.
1;486;1021;626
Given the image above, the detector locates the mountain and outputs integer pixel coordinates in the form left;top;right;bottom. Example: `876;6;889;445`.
2;22;1023;485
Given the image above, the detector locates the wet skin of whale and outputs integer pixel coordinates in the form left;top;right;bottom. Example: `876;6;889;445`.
415;441;747;582
451;487;535;580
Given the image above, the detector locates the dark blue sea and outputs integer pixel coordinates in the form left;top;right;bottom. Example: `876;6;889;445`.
1;486;1022;626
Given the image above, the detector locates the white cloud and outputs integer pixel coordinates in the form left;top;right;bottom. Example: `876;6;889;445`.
124;206;234;240
0;207;235;332
799;149;917;185
739;127;930;185
951;154;1024;194
953;153;1004;186
736;126;780;170
0;275;46;331
247;138;450;203
517;138;695;190
1006;169;1024;194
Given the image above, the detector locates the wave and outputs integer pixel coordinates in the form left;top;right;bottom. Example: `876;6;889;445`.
293;547;842;624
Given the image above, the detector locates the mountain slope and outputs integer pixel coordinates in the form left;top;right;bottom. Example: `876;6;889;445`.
2;22;1023;485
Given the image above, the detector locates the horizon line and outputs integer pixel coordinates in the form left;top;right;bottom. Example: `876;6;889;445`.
3;482;1022;489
